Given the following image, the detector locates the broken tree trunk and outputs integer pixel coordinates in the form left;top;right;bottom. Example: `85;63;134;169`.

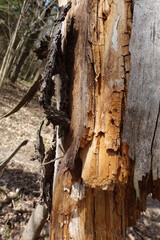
40;0;160;239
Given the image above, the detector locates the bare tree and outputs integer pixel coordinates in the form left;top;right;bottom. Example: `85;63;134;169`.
0;0;28;89
0;0;57;89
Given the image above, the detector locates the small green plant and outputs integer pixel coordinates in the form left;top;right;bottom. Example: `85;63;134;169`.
4;227;10;239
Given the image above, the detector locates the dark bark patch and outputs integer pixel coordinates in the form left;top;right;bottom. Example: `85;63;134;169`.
71;157;83;181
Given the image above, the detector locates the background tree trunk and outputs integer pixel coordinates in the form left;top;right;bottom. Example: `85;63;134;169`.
49;1;160;239
0;0;28;89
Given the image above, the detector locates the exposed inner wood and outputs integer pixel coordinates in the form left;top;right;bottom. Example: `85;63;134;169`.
60;0;133;189
50;0;160;239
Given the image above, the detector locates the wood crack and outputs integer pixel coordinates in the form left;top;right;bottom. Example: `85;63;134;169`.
151;101;160;157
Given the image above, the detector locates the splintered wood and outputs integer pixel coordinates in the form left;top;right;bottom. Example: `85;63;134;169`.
61;0;132;189
50;0;160;239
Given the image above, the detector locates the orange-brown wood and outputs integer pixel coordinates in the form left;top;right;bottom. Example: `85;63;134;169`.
50;1;160;239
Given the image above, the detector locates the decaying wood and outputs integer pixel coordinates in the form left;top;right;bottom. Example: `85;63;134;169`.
34;36;51;60
60;0;132;188
41;145;56;210
123;1;160;194
22;5;72;238
40;1;71;127
50;0;136;239
44;0;160;239
31;120;45;163
31;120;55;208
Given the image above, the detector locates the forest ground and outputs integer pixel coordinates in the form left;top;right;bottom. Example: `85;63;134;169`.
0;81;53;239
0;82;160;240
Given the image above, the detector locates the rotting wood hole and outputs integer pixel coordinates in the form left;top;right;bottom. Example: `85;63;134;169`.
98;131;105;137
64;16;79;118
72;157;82;181
107;149;118;156
102;12;108;21
110;118;115;124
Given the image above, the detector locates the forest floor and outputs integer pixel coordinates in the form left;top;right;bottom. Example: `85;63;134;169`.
0;81;53;239
0;81;160;240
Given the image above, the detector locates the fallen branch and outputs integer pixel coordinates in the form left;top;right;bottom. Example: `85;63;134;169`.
0;140;28;205
0;77;41;119
20;203;48;240
0;139;28;174
42;156;63;165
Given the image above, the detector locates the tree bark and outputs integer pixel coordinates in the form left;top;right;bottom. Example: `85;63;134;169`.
123;0;160;197
46;0;160;239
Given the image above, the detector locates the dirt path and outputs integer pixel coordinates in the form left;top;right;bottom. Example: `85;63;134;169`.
0;81;53;171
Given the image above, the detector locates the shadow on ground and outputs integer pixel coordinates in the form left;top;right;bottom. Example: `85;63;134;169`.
126;196;160;239
0;164;49;240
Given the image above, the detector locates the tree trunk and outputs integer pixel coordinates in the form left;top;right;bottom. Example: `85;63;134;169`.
22;53;35;81
45;0;160;239
0;0;28;90
9;43;29;82
9;5;53;83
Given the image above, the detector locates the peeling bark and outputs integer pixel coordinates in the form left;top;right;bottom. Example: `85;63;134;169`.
123;0;160;191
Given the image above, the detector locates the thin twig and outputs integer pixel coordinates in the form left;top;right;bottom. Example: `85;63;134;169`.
42;156;63;166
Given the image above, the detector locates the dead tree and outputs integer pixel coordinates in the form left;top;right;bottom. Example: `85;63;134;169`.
33;0;160;239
